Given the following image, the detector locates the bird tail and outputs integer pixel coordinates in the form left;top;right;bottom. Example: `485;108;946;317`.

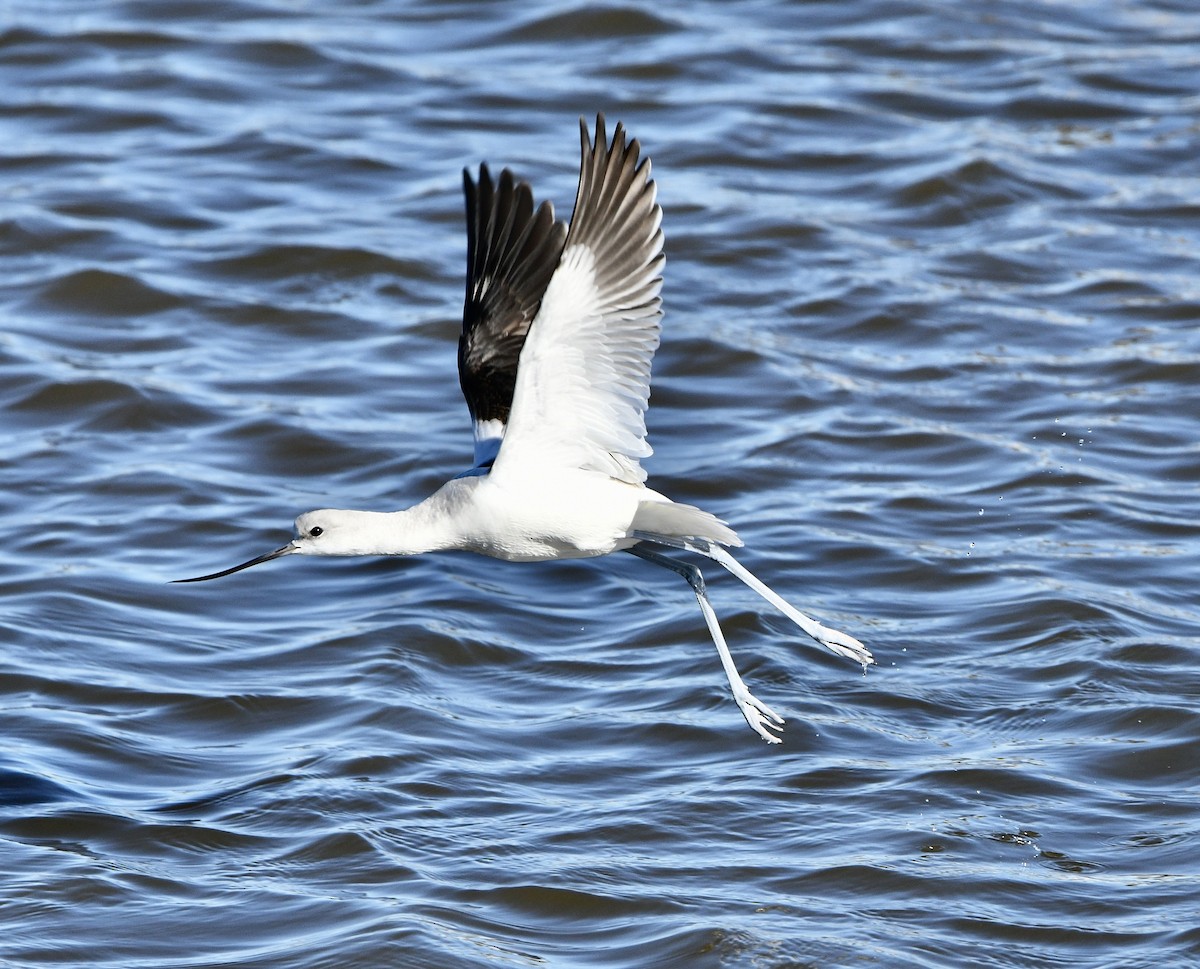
632;498;742;548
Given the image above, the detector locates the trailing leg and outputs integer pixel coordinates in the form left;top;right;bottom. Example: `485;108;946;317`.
633;532;873;669
704;543;872;667
627;544;785;744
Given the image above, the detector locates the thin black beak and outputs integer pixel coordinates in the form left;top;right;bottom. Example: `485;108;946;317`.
173;543;297;583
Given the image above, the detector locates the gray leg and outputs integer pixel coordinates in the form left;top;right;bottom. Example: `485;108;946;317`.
632;531;873;669
627;544;785;744
702;543;873;668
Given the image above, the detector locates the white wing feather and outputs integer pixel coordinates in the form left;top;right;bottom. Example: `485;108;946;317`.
491;116;664;485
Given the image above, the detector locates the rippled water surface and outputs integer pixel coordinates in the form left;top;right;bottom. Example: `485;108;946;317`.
3;2;1199;966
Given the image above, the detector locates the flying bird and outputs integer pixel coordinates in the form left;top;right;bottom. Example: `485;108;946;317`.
178;115;873;743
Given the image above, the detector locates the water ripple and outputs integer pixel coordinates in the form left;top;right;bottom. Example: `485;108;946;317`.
2;1;1199;967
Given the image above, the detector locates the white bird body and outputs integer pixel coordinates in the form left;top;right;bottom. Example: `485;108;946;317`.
179;115;872;743
292;474;634;562
296;473;727;563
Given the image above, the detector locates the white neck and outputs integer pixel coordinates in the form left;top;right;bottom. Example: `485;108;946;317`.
297;489;466;557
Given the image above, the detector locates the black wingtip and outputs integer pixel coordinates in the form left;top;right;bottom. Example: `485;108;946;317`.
458;137;569;428
582;112;609;153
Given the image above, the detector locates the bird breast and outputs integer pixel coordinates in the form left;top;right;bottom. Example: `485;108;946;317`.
444;470;643;563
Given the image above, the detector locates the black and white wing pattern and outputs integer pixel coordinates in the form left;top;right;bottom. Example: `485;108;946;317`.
459;164;568;471
491;115;664;485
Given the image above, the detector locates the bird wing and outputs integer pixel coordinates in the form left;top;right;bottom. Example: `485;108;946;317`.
490;115;664;485
459;164;567;470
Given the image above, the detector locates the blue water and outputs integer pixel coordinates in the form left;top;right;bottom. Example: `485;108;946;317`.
2;2;1198;966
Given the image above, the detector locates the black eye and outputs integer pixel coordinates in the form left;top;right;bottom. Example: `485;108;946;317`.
310;526;324;538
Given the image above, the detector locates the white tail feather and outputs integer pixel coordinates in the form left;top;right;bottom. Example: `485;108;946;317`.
632;499;742;548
